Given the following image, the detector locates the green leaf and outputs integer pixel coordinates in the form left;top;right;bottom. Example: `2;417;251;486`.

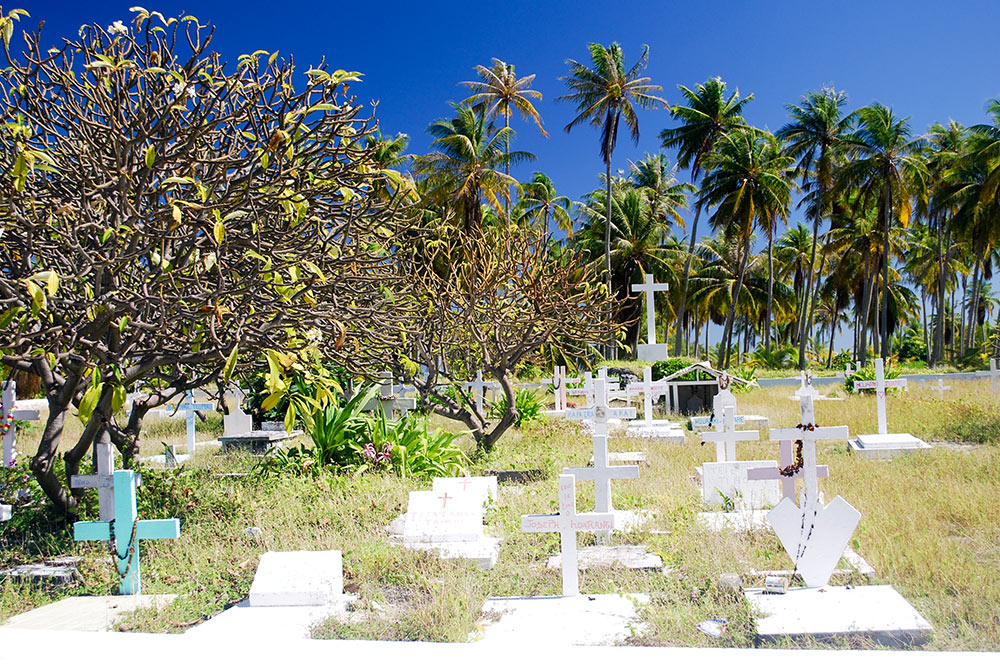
0;307;21;328
145;145;155;169
112;384;127;413
284;402;296;433
45;271;59;297
223;345;239;383
25;280;45;314
213;220;225;245
261;391;285;412
78;383;102;425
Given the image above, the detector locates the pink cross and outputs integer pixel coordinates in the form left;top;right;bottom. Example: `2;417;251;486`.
438;492;453;509
747;440;829;501
458;478;473;491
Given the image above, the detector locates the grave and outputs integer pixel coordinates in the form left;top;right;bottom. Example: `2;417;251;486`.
171;390;214;455
2;380;40;466
431;475;498;508
361;372;416;420
1;594;176;632
222;384;253;437
70;432;119;521
74;470;180;595
850;358;931;458
689;373;768;431
392;487;499;569
541;365;577;415
658;362;753;415
929;378;952;399
545;545;662;572
631;273;669;361
788;370;844;402
625;366;685;442
697;406;779;510
564;378;644;535
249;551;344;606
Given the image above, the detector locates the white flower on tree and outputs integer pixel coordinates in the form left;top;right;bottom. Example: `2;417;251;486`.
107;20;128;36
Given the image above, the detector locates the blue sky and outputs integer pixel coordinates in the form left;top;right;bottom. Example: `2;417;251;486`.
11;1;1000;349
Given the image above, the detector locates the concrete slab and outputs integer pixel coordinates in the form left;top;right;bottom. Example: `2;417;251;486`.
545;545;662;572
141;453;192;466
186;598;352;639
2;594;176;631
625;424;686;443
432;476;498;507
850;434;932;459
249;551;344;607
400;536;500;570
0;562;78;586
701;460;781;510
698;510;771;532
746;585;933;646
476;594;648;646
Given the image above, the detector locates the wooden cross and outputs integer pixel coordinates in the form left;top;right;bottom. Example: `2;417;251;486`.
747;439;829;501
630;274;669;347
2;381;40;466
853;358;907;435
464;370;500;414
521;473;616;596
74;470;180;595
929;378;952;399
172;391;213;454
701;406;759;462
626;366;669;426
769;395;848;506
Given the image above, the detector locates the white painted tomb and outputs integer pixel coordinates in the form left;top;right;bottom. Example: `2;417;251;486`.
222;385;253;437
545;545;662;572
697;405;779;510
766;394;859;589
521;474;617;596
850;358;930;458
632;273;669;362
746;585;933;646
431;475;498;508
249;551;345;606
394;488;499;569
625;367;685;441
2;381;40;466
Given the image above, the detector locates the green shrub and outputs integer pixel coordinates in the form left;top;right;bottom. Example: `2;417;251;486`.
651;358;704;381
371;416;468;479
490;388;545;428
845;362;902;394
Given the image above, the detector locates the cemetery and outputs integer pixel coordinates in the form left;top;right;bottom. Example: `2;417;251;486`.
1;5;999;663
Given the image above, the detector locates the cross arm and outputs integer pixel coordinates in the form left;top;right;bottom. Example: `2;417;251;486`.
11;409;40;420
701;430;759;442
521;514;563;532
136;518;181;540
71;474;113;489
769;426;849;441
562;465;640;481
74;521;111;541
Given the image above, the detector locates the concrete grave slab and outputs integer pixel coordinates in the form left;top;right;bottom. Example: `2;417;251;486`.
402;490;484;543
186;598;352;640
697;510;771;532
746;585;933;647
476;593;648;646
850;433;931;459
402;537;500;570
2;594;176;631
701;460;780;510
545;545;662;572
590;451;648;465
625;424;686;443
0;562;78;586
248;551;344;607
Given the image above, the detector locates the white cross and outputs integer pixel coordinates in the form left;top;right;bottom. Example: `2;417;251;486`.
769;394;848;506
853;358;907;435
172;390;214;454
521;473;617;596
928;378;951;399
631;274;669;347
747;439;829;501
464;370;500;414
2;381;40;466
566;379;636;436
567;371;620;408
542;366;568;412
70;433;124;522
701;406;759;462
626;366;669;426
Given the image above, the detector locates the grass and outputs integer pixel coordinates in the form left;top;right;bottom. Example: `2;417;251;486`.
1;379;999;649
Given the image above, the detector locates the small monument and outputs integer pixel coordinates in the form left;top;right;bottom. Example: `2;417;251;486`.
631;274;669;362
850;359;930;458
392;486;500;569
625;367;684;442
222;384;253;437
171;390;213;455
698;405;779;510
73;470;180;595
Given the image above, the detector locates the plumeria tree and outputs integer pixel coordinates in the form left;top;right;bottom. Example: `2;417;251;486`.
0;9;411;513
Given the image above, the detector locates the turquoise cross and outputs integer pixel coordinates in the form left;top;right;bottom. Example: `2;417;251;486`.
74;470;180;595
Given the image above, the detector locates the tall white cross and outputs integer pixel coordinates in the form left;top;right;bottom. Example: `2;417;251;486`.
464;370;500;414
929;378;951;399
566;378;635;436
2;381;40;466
701;406;759;462
521;474;617;596
631;274;669;347
626;366;669;426
747;439;829;501
542;366;568;412
853;358;907;435
172;390;213;454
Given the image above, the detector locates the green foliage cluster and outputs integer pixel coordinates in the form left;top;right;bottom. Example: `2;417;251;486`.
258;386;467;480
489;389;546;428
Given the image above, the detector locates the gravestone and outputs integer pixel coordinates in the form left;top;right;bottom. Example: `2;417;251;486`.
748;439;829;502
625;367;684;441
0;503;10;522
248;551;344;606
223;385;253;437
464;370;501;414
521;474;617;596
432;475;498;508
698;406;779;510
70;433;118;521
395;488;499;569
73;470;180;595
542;365;576;415
850;358;930;458
361;372;416;419
2;381;40;466
631;274;669;361
789;370;843;402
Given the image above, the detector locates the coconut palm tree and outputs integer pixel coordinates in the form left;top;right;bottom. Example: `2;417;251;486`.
698;127;794;368
416;104;534;233
775;223;815;342
776;88;852;368
629;153;693;227
461;59;547;222
836;104;926;360
660;77;752;356
558;42;668;300
517;172;573;233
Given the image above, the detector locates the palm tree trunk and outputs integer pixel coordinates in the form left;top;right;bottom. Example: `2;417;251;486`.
880;179;892;361
504;114;511;225
922;289;930;365
722;233;752;369
766;224;775;352
604;158;613;359
798;206;822;368
968;257;982;353
674;199;704;356
859;255;873;366
826;314;836;368
933;216;946;366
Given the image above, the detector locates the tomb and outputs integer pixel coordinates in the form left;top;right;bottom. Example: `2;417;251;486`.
390;486;500;569
850;359;931;458
431;475;498;508
625;366;685;442
697;406;779;510
657;362;753;415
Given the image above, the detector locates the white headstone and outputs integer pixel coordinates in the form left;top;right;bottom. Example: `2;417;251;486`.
172;390;213;454
626;366;669;427
402;490;484;543
432;476;498;508
223;385;253;437
248;550;344;607
521;474;617;596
